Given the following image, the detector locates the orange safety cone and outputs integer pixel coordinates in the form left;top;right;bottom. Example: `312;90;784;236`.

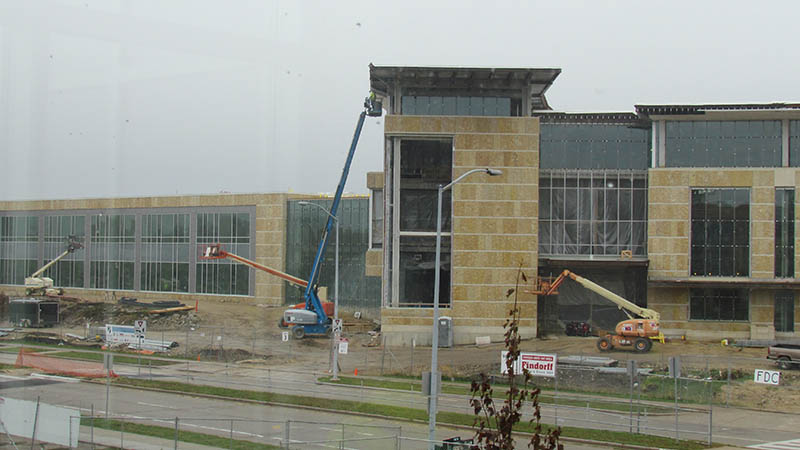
354;368;358;376
197;355;201;361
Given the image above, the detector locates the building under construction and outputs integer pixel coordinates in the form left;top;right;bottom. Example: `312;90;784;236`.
2;65;800;344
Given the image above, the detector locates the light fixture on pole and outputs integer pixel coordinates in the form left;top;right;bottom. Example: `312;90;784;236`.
298;201;341;381
427;168;502;449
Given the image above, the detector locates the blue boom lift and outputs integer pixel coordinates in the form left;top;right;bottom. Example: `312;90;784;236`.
282;94;382;338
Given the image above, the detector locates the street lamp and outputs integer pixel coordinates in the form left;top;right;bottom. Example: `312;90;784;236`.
428;168;502;449
298;201;341;381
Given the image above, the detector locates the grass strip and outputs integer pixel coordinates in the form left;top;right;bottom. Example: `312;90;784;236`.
7;339;195;361
0;363;16;370
114;377;708;450
320;375;673;414
53;351;174;366
0;346;32;354
80;417;280;449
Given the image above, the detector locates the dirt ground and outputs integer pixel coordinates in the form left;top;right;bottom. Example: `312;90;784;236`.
5;297;800;413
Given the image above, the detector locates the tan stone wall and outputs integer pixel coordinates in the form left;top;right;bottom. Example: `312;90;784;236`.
648;167;800;340
366;172;384;190
648;168;794;278
381;115;539;344
365;249;382;277
0;193;290;306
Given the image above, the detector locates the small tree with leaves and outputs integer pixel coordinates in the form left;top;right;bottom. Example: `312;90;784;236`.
469;266;562;450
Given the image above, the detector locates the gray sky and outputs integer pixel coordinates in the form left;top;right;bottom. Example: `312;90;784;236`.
2;0;798;201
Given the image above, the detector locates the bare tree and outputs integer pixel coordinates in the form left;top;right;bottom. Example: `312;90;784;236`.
470;265;562;450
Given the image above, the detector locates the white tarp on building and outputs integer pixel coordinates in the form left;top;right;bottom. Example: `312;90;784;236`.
0;396;79;448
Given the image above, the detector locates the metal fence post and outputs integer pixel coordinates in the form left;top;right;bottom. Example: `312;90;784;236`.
381;335;387;375
30;396;40;450
121;419;124;449
411;338;415;375
341;423;345;450
283;420;290;449
708;378;713;445
174;417;179;450
230;419;234;449
554;370;559;426
726;360;731;408
90;404;94;449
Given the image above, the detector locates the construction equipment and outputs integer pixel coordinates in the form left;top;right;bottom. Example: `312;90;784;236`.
24;236;83;296
201;244;309;289
199;244;334;328
283;94;382;338
528;270;662;353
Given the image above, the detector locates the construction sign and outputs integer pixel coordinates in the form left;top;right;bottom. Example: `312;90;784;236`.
500;351;557;378
134;320;147;338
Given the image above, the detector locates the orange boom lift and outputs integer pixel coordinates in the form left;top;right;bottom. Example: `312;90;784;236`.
528;270;663;353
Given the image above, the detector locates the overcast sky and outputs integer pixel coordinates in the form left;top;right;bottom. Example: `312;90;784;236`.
1;0;798;201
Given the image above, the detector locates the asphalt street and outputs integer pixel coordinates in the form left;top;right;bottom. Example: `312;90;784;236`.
2;347;800;448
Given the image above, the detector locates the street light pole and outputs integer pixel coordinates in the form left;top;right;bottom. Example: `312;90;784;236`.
298;201;340;381
427;168;502;449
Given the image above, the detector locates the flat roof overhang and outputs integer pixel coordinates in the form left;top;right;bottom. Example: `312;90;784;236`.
369;64;561;111
648;277;800;289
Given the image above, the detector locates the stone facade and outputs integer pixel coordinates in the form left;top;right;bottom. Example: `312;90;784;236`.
380;115;539;345
647;168;800;339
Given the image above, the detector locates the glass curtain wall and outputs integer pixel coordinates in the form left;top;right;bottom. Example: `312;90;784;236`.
775;188;795;277
0;216;39;285
539;170;647;256
141;214;190;292
196;212;250;295
690;188;750;276
665;120;782;167
90;214;135;290
401;96;515;116
42;215;85;288
397;139;452;307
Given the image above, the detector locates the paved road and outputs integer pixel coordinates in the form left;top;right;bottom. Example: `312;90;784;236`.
3;347;800;448
0;372;614;450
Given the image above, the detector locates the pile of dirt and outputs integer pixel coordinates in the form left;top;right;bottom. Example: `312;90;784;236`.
197;348;259;362
59;302;200;330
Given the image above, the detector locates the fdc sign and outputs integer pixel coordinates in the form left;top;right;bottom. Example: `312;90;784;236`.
754;369;780;385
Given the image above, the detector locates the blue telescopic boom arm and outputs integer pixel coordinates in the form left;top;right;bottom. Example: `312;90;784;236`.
302;97;379;328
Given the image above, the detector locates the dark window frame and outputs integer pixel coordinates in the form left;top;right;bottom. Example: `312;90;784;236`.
689;288;749;321
690;188;750;277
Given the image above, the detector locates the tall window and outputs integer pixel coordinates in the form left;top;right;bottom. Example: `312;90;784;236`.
539;171;647;256
90;214;135;290
665;120;782;167
775;188;795;278
690;288;749;321
141;214;190;292
0;216;39;285
691;188;749;276
775;291;795;332
196;212;250;295
43;215;85;288
395;139;452;307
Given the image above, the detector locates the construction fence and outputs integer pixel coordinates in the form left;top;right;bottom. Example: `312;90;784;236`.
9;326;800;447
